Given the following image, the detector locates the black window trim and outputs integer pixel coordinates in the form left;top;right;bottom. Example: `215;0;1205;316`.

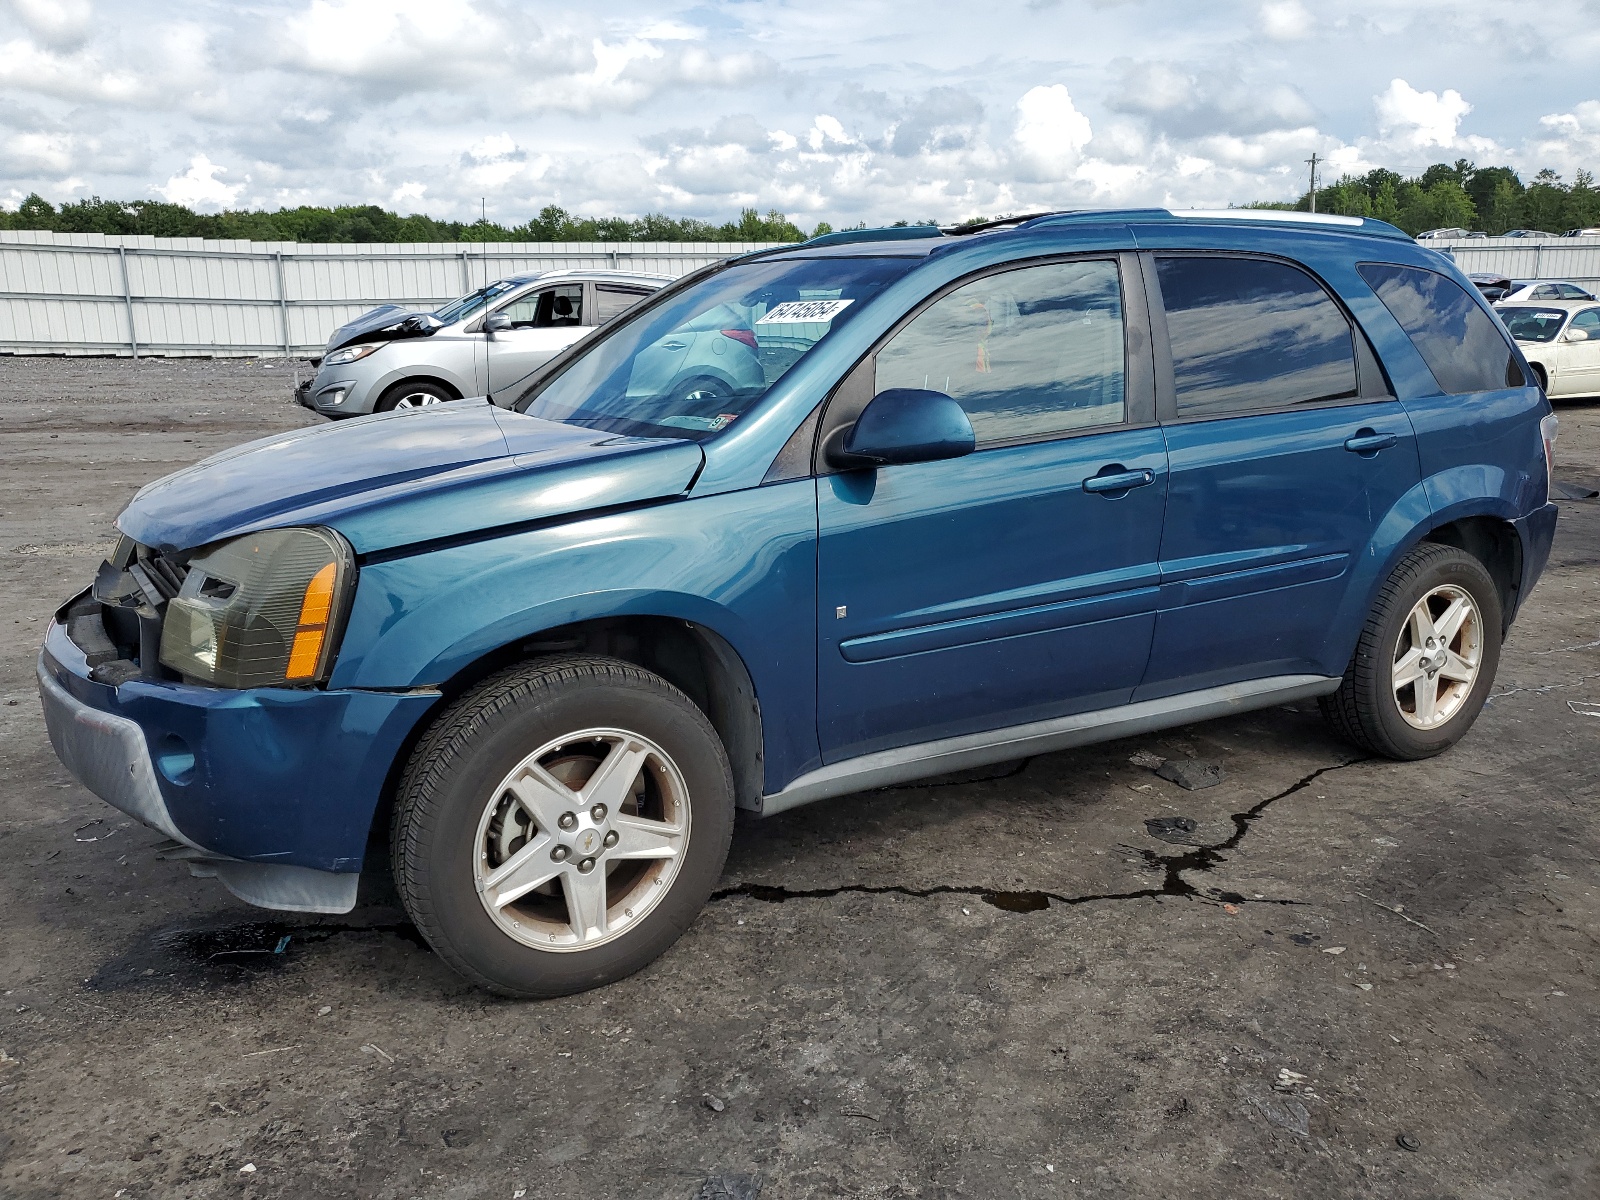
800;250;1157;478
1146;249;1395;427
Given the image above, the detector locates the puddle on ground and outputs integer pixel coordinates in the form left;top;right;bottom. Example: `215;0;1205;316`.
87;917;427;992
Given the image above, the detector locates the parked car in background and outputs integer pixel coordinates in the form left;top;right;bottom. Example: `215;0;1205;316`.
1469;273;1513;301
295;270;670;416
1416;227;1471;240
1501;229;1557;239
41;209;1559;997
1495;300;1600;396
1499;280;1597;303
1563;228;1600;238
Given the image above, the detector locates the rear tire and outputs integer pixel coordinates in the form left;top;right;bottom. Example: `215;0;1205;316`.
391;656;735;998
1320;543;1502;760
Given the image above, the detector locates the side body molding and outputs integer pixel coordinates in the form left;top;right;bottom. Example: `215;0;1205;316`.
759;673;1340;815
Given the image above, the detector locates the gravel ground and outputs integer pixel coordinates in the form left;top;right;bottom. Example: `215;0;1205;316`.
1;357;1596;1200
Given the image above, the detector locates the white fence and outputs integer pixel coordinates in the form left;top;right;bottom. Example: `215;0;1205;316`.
1427;235;1600;288
0;231;784;358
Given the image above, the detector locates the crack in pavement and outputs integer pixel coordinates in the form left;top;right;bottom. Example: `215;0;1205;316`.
713;757;1368;914
1487;671;1600;702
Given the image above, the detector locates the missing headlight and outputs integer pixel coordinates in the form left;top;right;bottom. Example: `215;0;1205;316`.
158;527;355;688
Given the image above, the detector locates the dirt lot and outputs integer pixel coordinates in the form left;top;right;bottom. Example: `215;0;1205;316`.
0;357;1596;1200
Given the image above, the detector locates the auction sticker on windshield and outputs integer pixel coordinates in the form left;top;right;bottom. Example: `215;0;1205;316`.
758;299;854;324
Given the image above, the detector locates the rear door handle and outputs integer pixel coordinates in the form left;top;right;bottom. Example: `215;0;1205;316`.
1082;467;1156;494
1344;431;1399;455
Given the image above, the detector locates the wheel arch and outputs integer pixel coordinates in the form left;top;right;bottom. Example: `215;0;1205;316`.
360;612;766;875
376;374;466;407
1421;513;1522;632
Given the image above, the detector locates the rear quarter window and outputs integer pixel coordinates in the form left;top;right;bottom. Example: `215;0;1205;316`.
1360;263;1522;393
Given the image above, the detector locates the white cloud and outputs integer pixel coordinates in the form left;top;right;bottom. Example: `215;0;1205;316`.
1013;84;1093;179
1529;100;1600;179
155;154;242;210
6;0;94;48
0;1;1594;227
1260;0;1313;41
1374;78;1472;149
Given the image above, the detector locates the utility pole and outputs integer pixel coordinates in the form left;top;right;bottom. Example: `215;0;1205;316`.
1305;152;1322;213
480;197;486;224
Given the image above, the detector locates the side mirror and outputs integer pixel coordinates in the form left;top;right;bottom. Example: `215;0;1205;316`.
484;312;513;334
830;388;975;468
1564;327;1590;343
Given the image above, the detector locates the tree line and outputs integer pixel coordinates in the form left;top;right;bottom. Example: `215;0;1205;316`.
0;195;821;243
1252;160;1600;235
5;161;1596;243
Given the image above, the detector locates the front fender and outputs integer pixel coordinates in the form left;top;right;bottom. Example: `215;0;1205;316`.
330;481;822;793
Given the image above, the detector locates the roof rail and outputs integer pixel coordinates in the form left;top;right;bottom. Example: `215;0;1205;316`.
1170;209;1363;227
801;226;945;248
941;212;1064;236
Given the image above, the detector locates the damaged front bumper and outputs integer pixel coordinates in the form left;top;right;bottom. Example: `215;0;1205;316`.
37;598;439;913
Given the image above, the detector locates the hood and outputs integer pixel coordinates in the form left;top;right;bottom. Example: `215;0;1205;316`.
118;402;705;555
324;304;439;353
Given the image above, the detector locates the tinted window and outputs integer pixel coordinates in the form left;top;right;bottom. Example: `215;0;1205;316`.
596;285;652;324
1156;256;1357;417
1359;263;1520;393
516;256;918;440
875;260;1125;444
1572;309;1600;335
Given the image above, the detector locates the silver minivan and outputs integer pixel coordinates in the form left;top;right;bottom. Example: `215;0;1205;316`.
296;270;670;416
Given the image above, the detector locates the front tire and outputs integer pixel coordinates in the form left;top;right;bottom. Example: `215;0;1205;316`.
376;380;455;412
1320;543;1502;760
392;656;735;998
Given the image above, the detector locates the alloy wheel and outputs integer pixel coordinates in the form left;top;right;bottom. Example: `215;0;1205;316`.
1391;584;1483;730
472;728;690;951
392;392;443;409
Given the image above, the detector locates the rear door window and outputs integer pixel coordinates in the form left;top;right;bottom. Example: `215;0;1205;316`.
595;285;653;325
1155;256;1358;418
1358;263;1521;393
874;259;1126;444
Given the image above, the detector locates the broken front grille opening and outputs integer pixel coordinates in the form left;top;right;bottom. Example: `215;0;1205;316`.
78;537;191;685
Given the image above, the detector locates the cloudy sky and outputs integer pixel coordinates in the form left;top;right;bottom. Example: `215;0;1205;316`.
2;0;1599;227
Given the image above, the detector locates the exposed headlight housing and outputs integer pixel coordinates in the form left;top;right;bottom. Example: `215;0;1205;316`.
159;527;355;688
322;343;382;366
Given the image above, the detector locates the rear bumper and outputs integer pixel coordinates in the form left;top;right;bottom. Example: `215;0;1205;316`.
37;608;439;912
1512;501;1560;619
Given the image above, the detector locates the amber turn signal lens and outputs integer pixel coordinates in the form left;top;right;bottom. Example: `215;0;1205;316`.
285;562;338;680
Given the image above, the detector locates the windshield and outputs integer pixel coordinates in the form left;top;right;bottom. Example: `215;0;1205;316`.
433;279;520;326
515;256;921;440
1497;307;1567;342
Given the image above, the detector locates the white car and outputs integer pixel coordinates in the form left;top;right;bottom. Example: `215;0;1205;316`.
1496;300;1600;397
295;269;670;417
1498;280;1596;303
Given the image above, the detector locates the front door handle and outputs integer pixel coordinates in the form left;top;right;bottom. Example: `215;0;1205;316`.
1082;467;1156;495
1344;430;1399;455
